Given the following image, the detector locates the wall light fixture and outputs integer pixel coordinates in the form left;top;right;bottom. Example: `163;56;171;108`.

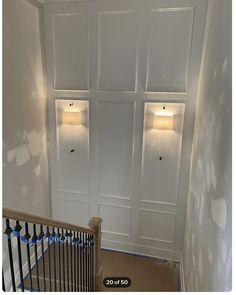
63;111;81;125
153;115;173;130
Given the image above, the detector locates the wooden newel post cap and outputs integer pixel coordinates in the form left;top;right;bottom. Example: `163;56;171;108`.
89;217;103;229
89;217;103;291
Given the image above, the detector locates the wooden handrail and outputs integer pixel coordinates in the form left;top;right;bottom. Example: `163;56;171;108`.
3;207;95;235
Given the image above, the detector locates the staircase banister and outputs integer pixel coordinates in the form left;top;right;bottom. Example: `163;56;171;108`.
3;207;95;235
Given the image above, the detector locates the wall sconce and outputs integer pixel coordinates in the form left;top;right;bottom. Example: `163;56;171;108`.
63;110;81;153
153;115;173;130
63;111;81;125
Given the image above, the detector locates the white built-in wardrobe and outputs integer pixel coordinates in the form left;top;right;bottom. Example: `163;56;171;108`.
43;0;208;261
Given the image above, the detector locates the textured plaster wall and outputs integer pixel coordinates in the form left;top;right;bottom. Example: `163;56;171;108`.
183;0;232;291
3;0;51;289
3;0;51;217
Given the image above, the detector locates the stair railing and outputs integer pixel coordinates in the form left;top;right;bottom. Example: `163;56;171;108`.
2;207;102;292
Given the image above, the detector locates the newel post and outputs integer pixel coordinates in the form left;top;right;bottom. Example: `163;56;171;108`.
89;217;103;291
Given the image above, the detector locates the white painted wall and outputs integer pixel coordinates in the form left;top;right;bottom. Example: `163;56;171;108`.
43;0;208;260
3;0;51;217
182;0;232;291
3;0;51;289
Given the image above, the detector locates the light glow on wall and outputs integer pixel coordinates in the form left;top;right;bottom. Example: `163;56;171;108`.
153;115;173;130
63;111;81;125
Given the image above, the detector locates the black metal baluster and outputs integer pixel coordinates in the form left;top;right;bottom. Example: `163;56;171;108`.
79;232;82;292
88;234;91;292
76;232;80;292
33;224;40;291
91;235;94;291
52;228;57;291
89;235;92;291
2;269;6;292
4;219;16;291
57;228;62;291
87;234;91;291
83;233;85;292
85;233;87;292
39;225;46;291
91;235;93;291
46;226;52;291
25;222;32;291
15;221;24;291
61;229;66;291
66;230;69;291
73;231;76;292
85;233;88;291
70;230;73;291
87;234;89;292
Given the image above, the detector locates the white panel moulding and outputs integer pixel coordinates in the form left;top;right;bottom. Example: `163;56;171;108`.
98;203;132;237
98;101;135;199
98;10;138;91
139;209;176;243
140;103;185;205
52;13;89;90
44;0;208;258
145;7;194;93
55;99;90;195
53;198;90;227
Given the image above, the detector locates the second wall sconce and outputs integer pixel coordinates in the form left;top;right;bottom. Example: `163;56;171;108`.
153;115;173;130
